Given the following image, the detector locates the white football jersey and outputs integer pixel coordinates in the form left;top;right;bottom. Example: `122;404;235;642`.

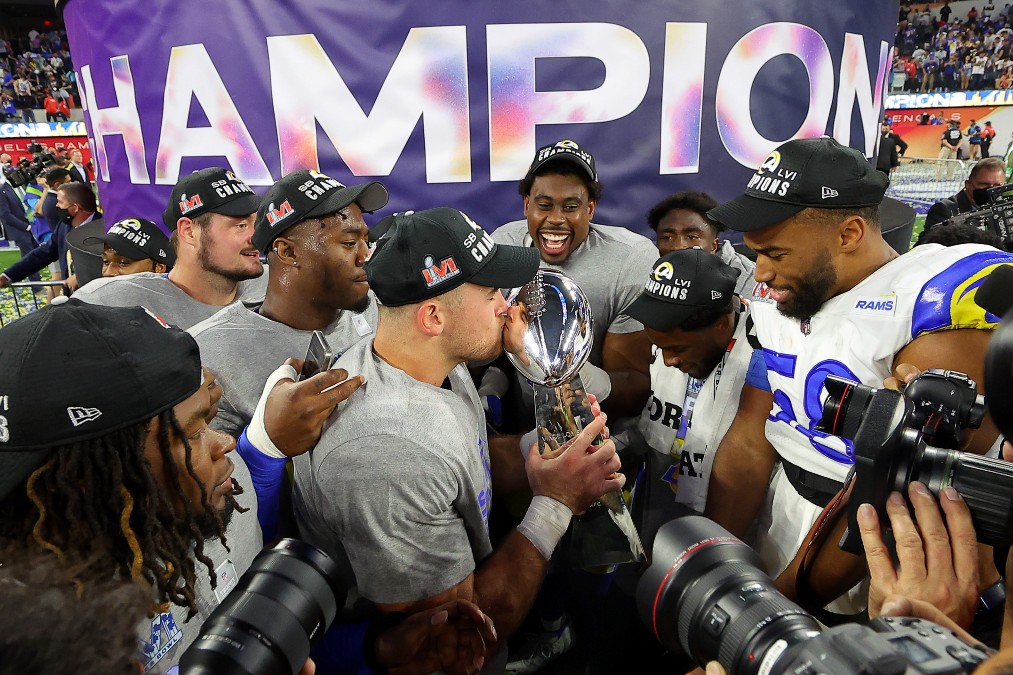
751;243;1013;481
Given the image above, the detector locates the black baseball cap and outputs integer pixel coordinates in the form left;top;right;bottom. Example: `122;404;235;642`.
0;300;202;499
83;218;175;267
526;139;597;182
707;137;889;233
162;167;262;230
366;208;539;307
626;248;741;332
252;169;389;253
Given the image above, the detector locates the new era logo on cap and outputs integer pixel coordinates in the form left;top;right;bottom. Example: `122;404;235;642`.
711;290;723;300
822;186;839;199
67;406;102;427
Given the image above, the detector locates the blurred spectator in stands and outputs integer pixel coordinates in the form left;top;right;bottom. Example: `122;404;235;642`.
57;98;69;121
968;119;984;159
941;1;953;24
982;121;997;157
0;92;15;122
13;72;33;122
43;91;58;122
921;157;1007;241
877;122;908;175
969;6;980;25
922;50;940;90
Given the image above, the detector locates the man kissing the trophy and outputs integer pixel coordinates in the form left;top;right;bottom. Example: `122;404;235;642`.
292;207;625;674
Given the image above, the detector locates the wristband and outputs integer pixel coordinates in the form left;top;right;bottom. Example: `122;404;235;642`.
517;495;573;560
978;578;1006;616
363;611;409;675
247;363;300;459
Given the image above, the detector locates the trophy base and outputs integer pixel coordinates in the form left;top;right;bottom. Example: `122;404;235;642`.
569;497;645;569
532;375;645;571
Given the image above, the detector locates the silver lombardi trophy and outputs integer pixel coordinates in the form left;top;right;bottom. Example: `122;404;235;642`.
505;268;644;568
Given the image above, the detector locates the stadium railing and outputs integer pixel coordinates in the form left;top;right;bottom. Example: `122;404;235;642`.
0;280;63;327
885;157;967;215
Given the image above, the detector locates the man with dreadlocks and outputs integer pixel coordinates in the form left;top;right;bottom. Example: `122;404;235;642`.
0;299;254;671
0;300;497;674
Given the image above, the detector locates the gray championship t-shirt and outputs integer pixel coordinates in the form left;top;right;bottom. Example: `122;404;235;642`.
138;453;263;673
73;272;267;330
188;299;378;437
493;221;657;366
293;336;494;605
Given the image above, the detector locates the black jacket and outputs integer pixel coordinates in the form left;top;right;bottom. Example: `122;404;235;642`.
876;132;908;172
920;190;976;243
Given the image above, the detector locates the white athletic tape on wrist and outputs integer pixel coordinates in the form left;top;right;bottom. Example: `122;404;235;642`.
517;495;572;560
247;363;299;459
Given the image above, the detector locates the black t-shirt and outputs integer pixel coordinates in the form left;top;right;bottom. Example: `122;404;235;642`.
943;127;963;146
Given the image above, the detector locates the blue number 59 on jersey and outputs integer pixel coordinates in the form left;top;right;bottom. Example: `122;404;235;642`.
763;349;858;465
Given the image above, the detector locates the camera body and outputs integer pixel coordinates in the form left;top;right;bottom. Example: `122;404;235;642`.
941;182;1013;248
817;369;1013;552
2;147;58;189
636;517;991;674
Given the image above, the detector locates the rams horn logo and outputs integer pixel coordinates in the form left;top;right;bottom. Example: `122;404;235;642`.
556;140;580;149
308;169;329;181
653;261;675;281
760;151;781;173
118;218;143;231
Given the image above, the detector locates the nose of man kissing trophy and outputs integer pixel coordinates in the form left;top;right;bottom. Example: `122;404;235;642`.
504;268;645;569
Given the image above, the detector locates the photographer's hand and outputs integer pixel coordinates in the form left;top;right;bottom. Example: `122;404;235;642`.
883;362;921;391
879;595;978;645
859;481;979;628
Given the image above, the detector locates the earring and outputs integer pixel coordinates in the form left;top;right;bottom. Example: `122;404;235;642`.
293;262;298;267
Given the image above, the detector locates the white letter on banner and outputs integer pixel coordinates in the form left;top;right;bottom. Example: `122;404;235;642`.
716;23;834;168
487;23;650;181
154;45;272;186
833;34;891;157
78;57;149;183
660;23;707;175
268;30;471;182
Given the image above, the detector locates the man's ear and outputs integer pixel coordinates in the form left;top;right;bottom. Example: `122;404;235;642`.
175;217;198;248
837;214;868;254
416;299;448;338
271;236;298;268
153;262;167;274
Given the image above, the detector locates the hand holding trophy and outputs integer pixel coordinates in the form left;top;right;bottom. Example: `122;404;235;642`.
504;268;644;568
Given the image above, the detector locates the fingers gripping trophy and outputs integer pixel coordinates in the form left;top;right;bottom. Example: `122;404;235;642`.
505;268;645;568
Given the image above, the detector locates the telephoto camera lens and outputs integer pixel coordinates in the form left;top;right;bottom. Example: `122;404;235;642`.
180;539;346;675
636;517;821;675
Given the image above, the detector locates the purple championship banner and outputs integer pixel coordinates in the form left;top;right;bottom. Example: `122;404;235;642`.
60;1;898;234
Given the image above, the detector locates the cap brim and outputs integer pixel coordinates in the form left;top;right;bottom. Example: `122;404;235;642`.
306;181;390;220
706;194;806;233
82;234;150;262
210;192;262;217
470;244;540;290
0;448;54;500
625;293;698;332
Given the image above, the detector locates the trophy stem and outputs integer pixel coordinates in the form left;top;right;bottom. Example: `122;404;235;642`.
533;375;645;570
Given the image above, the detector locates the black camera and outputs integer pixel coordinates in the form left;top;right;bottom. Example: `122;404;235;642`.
636;516;992;674
817;369;1013;552
180;539;346;675
2;150;57;189
941;182;1013;249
